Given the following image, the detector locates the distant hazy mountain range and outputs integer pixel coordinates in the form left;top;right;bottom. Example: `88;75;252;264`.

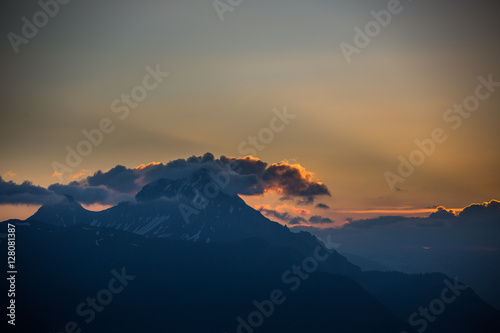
291;200;500;310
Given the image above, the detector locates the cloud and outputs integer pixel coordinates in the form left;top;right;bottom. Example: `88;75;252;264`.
287;205;311;215
0;153;331;206
0;176;60;205
289;216;307;225
86;165;140;193
219;156;330;204
220;155;267;176
48;183;134;205
294;200;500;250
76;153;331;204
296;196;315;205
308;215;334;224
2;171;16;179
316;203;330;210
71;171;90;180
255;204;310;225
428;206;456;220
256;205;293;222
459;200;500;219
343;215;409;229
261;163;330;200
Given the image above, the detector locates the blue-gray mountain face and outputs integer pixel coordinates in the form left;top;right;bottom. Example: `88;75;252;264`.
291;203;500;310
3;173;500;332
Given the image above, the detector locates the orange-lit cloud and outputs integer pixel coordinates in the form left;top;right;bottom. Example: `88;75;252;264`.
288;207;310;215
219;155;330;203
52;171;63;179
254;204;311;215
71;170;92;180
254;203;273;211
2;171;16;179
462;200;500;211
261;162;330;202
335;208;462;215
133;162;162;171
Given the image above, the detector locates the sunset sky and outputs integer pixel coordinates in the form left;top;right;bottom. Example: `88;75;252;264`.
1;0;499;223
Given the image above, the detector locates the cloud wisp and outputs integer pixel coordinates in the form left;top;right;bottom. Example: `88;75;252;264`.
1;153;331;206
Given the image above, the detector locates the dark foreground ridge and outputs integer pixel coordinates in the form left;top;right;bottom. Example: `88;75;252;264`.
2;172;499;332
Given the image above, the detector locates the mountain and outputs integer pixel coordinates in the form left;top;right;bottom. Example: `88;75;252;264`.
2;221;415;333
292;208;500;310
29;171;359;277
4;171;500;332
341;252;390;272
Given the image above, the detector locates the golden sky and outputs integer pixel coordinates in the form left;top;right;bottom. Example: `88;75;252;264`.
1;0;499;223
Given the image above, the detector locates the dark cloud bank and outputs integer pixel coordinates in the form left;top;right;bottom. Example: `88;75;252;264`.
0;153;330;206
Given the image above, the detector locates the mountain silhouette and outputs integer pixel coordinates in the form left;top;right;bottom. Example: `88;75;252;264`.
3;171;500;332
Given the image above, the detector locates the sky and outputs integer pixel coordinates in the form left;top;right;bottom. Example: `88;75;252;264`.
0;0;499;224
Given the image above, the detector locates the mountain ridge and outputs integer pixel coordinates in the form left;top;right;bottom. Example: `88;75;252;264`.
4;173;500;333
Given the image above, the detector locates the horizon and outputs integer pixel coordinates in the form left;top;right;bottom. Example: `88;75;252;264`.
0;153;497;227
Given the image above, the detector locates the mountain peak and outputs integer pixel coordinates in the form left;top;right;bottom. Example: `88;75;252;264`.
28;195;88;226
135;168;233;203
